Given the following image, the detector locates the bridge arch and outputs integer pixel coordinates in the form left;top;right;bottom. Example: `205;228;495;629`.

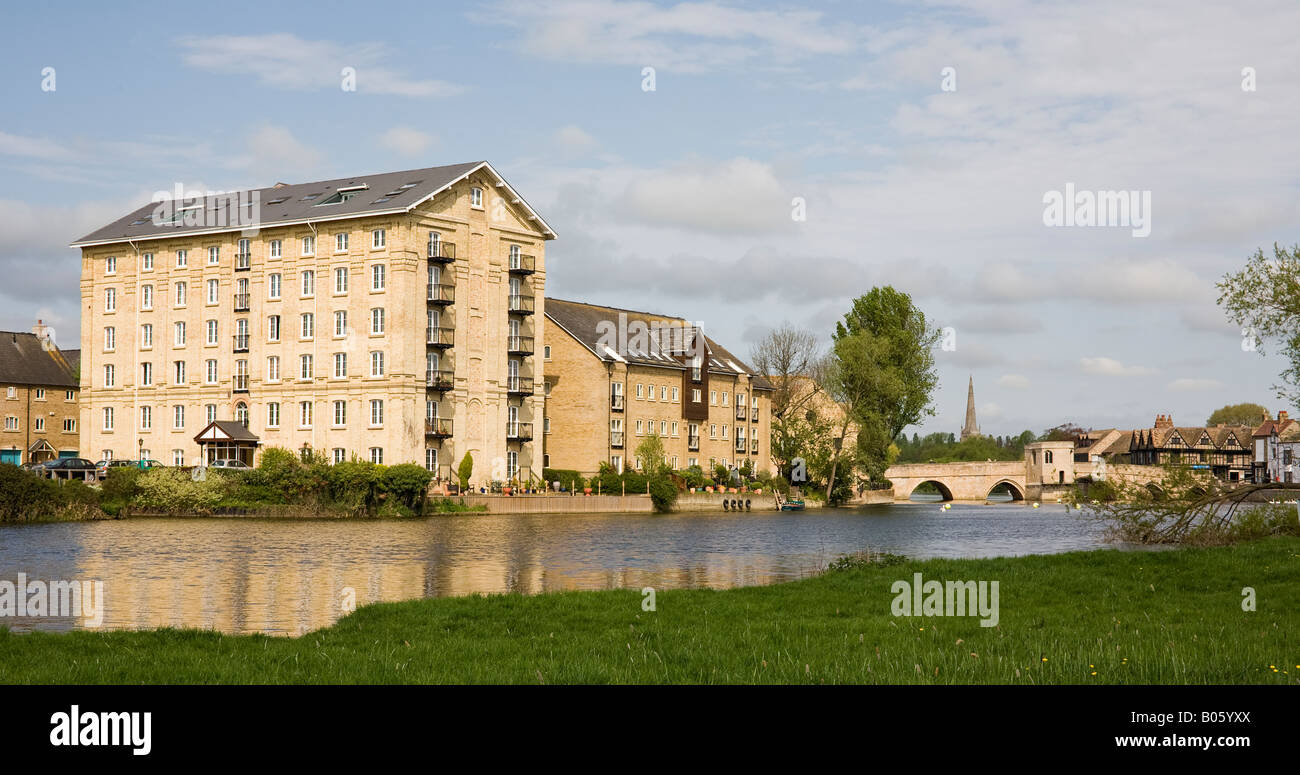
986;479;1025;501
908;480;954;502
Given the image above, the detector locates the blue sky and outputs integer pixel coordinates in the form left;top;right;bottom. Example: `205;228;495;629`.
2;0;1298;438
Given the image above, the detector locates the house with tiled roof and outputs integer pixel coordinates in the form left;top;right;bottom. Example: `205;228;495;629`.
1251;410;1298;483
542;298;772;477
1128;414;1254;482
0;321;81;464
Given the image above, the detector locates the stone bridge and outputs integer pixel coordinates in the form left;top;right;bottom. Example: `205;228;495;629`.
885;461;1029;501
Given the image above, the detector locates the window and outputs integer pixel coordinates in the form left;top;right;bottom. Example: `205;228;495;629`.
105;287;116;312
173;360;186;384
334;448;347;465
672;387;679;402
173;449;184;466
722;392;729;406
205;359;218;384
34;388;45;401
691;355;702;381
269;273;282;299
141;362;153;386
141;324;153;348
692;389;702;403
141;284;153;310
235;402;248;427
206;279;218;304
142;252;154;271
335;233;348;253
544;417;551;434
300;401;313;427
267;402;280;428
102;407;114;431
205;404;216;423
269;239;282;258
370;307;385;334
268;315;281;341
103;364;115;388
333;400;346;426
369;447;383;464
671;421;678;436
544;345;551;360
661;386;668;401
370;351;384;377
660;420;667;436
174;321;186;346
710;424;717;438
103;326;115;351
172;405;185;429
4;416;18;431
267;355;280;382
371;264;386;291
302;236;315;256
334;310;347;337
63;418;76;432
301;313;314;339
301;270;314;297
636;420;643;435
611;455;622;473
105;256;117;274
174;281;186;307
208;246;219;265
470;186;483;208
139;406;151;430
300;354;313;380
710;390;717;405
369;399;383;426
425;448;438;472
372;229;385;249
636;384;643;399
175;249;187;268
333;352;347;378
648;384;655;401
722;424;729;439
1045;451;1054;464
334;267;348;294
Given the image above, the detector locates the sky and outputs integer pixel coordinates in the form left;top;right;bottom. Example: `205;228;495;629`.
2;0;1298;439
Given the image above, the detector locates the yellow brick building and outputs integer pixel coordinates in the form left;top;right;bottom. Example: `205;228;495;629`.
542;299;771;477
72;161;553;483
0;322;81;464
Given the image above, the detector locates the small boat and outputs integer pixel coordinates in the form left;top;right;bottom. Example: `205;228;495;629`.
780;499;805;511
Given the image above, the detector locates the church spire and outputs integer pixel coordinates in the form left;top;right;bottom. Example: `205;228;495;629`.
960;375;981;441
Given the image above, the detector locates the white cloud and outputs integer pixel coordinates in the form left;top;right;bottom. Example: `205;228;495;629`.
1080;357;1156;377
379;127;435;156
554;125;598;153
1167;377;1223;391
0;131;73;161
615;157;790;232
998;374;1030;389
177;34;464;97
242;126;321;178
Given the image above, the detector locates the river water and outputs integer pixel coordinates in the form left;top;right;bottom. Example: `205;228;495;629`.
0;501;1104;635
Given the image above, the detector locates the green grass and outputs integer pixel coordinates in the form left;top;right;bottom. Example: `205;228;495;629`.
2;538;1298;684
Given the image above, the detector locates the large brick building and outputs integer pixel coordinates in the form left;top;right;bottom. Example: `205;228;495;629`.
542;298;772;477
72;161;553;481
0;322;80;464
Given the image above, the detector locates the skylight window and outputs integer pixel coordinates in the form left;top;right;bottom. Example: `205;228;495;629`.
315;184;369;206
266;196;289;205
301;193;322;201
398;181;420;189
372;197;392;204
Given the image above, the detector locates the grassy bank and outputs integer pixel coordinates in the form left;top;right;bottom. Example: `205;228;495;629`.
2;538;1297;684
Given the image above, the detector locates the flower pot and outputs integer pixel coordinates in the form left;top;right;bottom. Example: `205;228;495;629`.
689;487;696;493
584;487;592;495
503;487;513;496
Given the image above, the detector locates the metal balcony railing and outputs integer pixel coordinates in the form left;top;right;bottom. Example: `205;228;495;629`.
507;335;533;355
426;327;454;347
425;418;453;437
688;435;700;451
736;406;746;420
735;437;747;452
233;293;250;312
506;422;533;441
507;294;535;314
611;394;624;411
426;369;454;390
235;253;251;271
233;375;249;393
508;254;536;274
232;334;249;352
427;283;455;304
751;407;760;422
506;376;533;395
610;431;624;448
428;240;456;262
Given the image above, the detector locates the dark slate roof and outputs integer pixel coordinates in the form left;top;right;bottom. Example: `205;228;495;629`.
72;161;555;246
0;332;79;388
546;298;772;390
61;349;80;376
195;420;260;443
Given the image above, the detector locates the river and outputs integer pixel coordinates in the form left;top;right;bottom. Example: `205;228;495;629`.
0;501;1104;635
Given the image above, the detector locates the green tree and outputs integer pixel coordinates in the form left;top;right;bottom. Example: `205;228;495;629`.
1218;243;1300;403
1206;403;1270;426
633;432;668;476
832;287;941;491
457;452;474;491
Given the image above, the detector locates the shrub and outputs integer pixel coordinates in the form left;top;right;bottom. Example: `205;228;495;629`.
133;468;225;514
543;468;585;491
679;465;707;489
0;463;63;522
457;453;474;491
102;466;144;504
384;464;433;512
648;475;678;512
326;460;384;511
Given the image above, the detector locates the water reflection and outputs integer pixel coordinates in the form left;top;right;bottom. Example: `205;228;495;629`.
0;503;1103;635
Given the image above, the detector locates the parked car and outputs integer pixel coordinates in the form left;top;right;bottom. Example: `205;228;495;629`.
42;458;98;480
138;459;164;469
96;459;137;479
208;459;252;470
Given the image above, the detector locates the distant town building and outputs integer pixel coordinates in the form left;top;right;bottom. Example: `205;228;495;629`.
959;375;980;441
0;321;80;464
1251;410;1298;483
1128;414;1253;483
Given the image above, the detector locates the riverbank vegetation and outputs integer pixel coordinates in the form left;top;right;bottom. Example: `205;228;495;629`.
2;537;1296;684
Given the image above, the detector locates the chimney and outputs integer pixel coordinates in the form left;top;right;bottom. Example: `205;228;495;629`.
1280;410;1289;423
31;319;55;351
1154;413;1173;429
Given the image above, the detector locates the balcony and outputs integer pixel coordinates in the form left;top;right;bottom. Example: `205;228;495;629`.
507;335;534;355
735;437;747;452
508;254;536;275
507;294;535;315
235;253;251;271
232;334;249;353
506;376;533;396
688;435;700;451
736;405;746;420
233;293;250;312
751;440;759;454
506;421;533;442
427;283;455;305
751;407;760;422
428;240;456;263
426;327;454;348
611;394;624;411
610;431;624;449
233;375;249;393
426;369;454;391
425;418;453;438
